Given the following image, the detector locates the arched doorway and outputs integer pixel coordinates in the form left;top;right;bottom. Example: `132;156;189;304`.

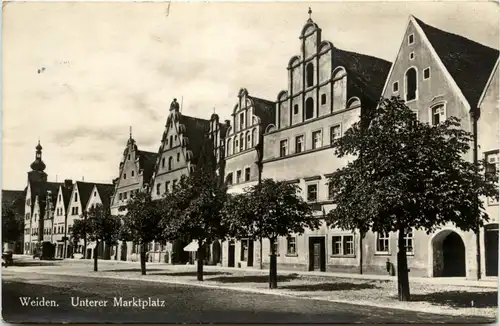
431;230;466;277
485;224;498;276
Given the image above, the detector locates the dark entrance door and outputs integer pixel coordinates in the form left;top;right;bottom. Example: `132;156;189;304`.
120;242;127;261
248;240;254;267
442;232;466;277
485;225;499;276
308;237;326;272
228;241;235;267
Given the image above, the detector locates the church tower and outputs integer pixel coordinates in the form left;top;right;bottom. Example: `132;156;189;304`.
27;141;48;183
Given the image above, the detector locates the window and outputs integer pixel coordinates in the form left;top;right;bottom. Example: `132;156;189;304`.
307;184;318;202
240;239;248;261
321;94;327;105
236;170;242;183
246;132;251;149
252;128;257;147
424;68;430;80
404;229;414;254
312;130;322;149
431;104;445;125
227;139;232;156
408;34;414;45
343;235;354;255
226;173;233;185
280;139;288;157
244;167;251;182
235;138;239;153
74;193;78;202
393;81;399;92
169;136;173;148
240;112;245;130
332;236;342;255
123;192;128;200
156;184;161;195
239;134;244;151
75;207;79;215
293;104;299;115
486;152;499;205
177;153;180;162
305;98;314;120
172;179;177;189
174;135;177;141
376;232;389;253
168;157;173;170
286;236;297;255
330;125;341;144
58;194;61;201
124;173;127;179
162;157;165;168
405;68;417;101
409;52;415;60
165;182;170;193
119;193;122;201
306;62;314;87
327;182;334;200
295;135;304;153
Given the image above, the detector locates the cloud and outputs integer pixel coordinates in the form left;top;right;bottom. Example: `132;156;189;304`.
50;126;123;147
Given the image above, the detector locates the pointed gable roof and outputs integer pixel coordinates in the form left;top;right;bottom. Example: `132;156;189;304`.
75;181;96;210
28;181;62;214
61;186;72;210
95;183;115;209
137;150;157;184
413;17;499;108
249;96;276;128
177;114;211;164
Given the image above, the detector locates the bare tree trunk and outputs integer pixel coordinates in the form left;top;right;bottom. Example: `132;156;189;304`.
197;240;204;281
397;227;411;301
269;238;278;289
93;241;99;272
140;243;147;275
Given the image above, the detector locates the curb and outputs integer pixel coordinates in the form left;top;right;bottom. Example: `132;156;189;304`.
6;268;494;318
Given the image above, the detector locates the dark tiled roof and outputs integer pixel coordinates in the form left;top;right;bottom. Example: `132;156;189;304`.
61;186;72;211
75;181;96;210
334;47;391;107
29;181;61;217
414;17;499;107
95;183;115;209
137;150;157;184
250;96;276;128
180;115;211;164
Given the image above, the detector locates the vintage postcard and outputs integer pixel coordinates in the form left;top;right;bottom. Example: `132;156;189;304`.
1;1;499;324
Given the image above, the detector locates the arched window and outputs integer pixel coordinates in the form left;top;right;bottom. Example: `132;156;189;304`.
168;157;173;170
169;135;173;148
234;138;239;154
239;134;244;151
405;68;417;101
227;138;232;156
306;63;314;87
162;157;165;168
246;131;251;149
305;97;314;120
252;128;257;147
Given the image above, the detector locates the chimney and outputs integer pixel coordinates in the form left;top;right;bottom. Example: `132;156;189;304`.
64;179;73;189
225;120;230;127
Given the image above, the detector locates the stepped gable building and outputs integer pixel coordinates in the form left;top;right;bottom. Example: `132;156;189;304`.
223;12;391;272
23;142;63;255
217;88;275;268
2;189;26;253
207;112;229;184
149;98;211;264
52;180;73;258
379;16;499;279
109;131;157;261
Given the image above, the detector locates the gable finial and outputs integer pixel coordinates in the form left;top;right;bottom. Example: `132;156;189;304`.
129;126;132;139
308;6;312;21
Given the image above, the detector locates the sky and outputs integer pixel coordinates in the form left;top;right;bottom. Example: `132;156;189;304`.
2;1;499;190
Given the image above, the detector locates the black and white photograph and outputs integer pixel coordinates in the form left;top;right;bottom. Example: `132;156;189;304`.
1;1;499;324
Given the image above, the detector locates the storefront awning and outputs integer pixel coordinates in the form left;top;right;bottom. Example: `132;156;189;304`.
183;241;199;252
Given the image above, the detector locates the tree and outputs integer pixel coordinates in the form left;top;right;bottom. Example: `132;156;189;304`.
223;179;319;288
86;204;121;272
325;96;498;301
160;137;228;281
2;204;23;244
120;191;163;275
70;218;89;258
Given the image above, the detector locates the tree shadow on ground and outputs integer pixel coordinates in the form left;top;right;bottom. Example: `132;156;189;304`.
103;268;167;273
12;260;62;267
410;291;498;308
154;271;232;277
280;282;381;291
209;273;300;283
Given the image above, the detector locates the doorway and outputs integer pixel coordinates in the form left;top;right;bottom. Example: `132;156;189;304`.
308;237;326;272
228;241;236;267
485;224;498;276
432;230;466;277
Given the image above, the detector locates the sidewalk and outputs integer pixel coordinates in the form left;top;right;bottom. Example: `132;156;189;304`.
58;257;498;289
7;257;497;319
